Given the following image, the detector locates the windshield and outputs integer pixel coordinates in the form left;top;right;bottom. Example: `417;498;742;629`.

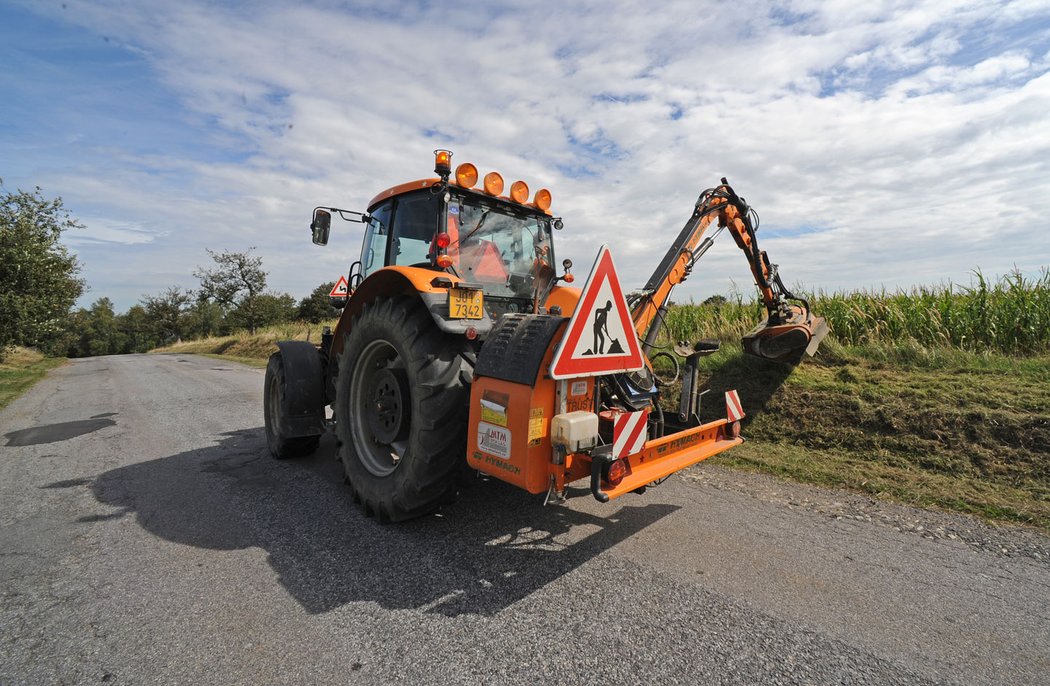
447;193;555;301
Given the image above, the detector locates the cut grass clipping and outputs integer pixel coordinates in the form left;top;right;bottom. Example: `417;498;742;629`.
0;348;65;412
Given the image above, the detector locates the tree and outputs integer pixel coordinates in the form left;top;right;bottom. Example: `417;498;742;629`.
141;287;193;343
297;281;341;323
702;294;728;307
0;183;85;359
56;308;91;358
194;248;267;333
230;292;297;330
119;304;159;353
83;297;125;356
184;299;226;339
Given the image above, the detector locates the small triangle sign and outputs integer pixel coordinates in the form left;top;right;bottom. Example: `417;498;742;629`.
550;245;645;379
329;275;350;297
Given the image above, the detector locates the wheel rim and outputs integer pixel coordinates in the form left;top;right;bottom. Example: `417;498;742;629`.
365;366;409;444
349;339;410;477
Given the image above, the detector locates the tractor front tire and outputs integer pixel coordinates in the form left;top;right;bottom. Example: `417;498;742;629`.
264;351;322;459
335;296;472;522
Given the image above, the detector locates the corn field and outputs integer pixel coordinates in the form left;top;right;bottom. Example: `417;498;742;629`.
664;269;1050;355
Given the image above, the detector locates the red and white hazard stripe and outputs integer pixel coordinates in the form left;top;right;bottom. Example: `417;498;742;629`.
725;390;745;423
613;410;649;459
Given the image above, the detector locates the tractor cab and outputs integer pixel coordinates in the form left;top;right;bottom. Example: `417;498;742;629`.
361;182;560;318
312;150;571;321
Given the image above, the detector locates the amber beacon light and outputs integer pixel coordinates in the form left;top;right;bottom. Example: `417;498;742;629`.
533;188;552;211
483;171;504;196
510;180;529;204
455;162;478;188
434;149;452;176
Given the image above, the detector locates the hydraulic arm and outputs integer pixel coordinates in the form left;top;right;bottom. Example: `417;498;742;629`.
631;179;828;363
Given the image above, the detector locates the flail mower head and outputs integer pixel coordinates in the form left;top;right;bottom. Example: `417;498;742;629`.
742;306;829;364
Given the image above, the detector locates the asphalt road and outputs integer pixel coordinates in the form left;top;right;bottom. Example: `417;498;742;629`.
2;354;1048;685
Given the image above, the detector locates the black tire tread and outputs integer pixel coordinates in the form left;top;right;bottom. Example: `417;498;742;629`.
334;296;472;521
264;352;321;459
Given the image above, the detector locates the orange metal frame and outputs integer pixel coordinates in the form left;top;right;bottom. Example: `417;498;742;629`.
554;417;742;500
468;349;743;501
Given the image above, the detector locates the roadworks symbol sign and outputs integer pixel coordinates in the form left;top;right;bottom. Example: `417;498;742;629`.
329;275;350;297
550;245;645;379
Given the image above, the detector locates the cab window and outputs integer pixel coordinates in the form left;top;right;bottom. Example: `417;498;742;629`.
361;200;392;278
448;194;554;299
390;191;441;267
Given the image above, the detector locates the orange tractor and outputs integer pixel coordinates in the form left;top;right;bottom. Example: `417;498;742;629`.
264;150;827;521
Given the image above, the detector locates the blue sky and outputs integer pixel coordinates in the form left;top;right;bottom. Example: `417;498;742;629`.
2;0;1049;310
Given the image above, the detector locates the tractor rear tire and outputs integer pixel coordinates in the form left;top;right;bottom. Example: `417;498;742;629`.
335;296;472;522
264;351;321;459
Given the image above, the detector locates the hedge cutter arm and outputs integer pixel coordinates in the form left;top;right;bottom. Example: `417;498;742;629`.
631;179;828;363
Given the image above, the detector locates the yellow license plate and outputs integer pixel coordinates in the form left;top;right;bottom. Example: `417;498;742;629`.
449;287;483;319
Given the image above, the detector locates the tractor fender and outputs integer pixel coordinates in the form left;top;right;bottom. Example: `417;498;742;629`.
274;340;327;437
544;284;583;317
330;266;493;362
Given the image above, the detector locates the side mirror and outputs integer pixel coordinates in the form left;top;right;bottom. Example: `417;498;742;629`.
311;209;332;246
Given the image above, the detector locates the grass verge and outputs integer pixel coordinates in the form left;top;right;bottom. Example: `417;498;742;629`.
665;342;1050;530
0;348;65;412
151;320;336;363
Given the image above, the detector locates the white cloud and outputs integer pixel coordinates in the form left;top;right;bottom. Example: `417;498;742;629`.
10;0;1050;309
66;218;161;245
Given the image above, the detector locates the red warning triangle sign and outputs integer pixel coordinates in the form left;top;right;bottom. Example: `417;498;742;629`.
329;275;350;297
550;245;645;380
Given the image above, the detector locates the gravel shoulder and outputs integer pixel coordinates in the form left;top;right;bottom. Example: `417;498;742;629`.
685;463;1050;562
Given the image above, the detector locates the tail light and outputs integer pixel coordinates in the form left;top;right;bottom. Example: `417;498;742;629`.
605;458;627;487
435;232;451;249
